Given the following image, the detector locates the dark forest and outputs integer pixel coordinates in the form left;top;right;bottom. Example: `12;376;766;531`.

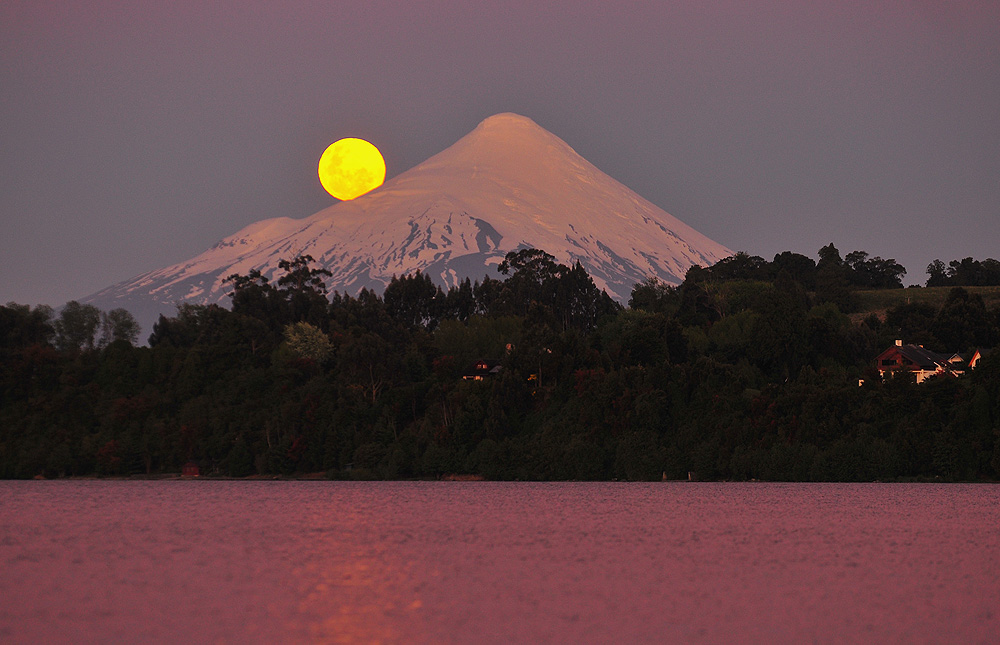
3;247;1000;481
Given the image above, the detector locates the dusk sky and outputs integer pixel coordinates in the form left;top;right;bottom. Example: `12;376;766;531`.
3;1;999;307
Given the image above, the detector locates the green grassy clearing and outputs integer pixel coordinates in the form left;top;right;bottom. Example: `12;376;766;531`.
853;285;1000;317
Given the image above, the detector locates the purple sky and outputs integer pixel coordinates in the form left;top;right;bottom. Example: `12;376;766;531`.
3;1;999;306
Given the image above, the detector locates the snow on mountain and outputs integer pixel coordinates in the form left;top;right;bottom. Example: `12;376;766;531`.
84;113;731;334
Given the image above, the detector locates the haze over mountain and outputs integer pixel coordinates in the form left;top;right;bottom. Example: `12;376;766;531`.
84;113;730;333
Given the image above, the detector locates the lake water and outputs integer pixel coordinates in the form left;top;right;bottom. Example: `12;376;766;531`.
1;481;997;644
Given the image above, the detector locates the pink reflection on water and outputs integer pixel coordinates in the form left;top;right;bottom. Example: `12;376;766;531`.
1;482;998;643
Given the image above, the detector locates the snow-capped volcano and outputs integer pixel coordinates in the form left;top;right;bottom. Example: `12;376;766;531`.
85;113;730;331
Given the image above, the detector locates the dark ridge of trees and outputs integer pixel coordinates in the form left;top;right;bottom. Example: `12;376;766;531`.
2;248;999;483
696;245;905;313
1;303;54;349
926;257;1000;287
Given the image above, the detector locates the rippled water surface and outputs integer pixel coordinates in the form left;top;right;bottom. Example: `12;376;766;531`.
1;481;998;643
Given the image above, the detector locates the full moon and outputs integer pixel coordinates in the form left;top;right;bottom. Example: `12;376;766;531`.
317;138;386;200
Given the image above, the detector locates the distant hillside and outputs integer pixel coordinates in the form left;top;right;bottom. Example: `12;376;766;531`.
854;285;1000;319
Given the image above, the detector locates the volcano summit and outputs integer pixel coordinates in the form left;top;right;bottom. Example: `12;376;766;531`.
85;113;730;331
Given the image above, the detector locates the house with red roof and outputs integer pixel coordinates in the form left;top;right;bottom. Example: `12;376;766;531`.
875;340;981;383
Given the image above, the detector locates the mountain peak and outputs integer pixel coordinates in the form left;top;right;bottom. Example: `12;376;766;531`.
475;112;541;129
406;112;576;180
84;115;731;336
468;113;558;143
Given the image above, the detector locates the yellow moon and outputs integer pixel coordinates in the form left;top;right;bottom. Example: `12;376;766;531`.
317;138;386;200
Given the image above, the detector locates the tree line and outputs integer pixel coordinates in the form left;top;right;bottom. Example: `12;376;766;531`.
926;257;1000;287
2;246;999;481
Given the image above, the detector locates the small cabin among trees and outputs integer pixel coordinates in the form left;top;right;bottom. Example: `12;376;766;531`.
181;461;200;477
875;340;981;383
461;359;502;381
